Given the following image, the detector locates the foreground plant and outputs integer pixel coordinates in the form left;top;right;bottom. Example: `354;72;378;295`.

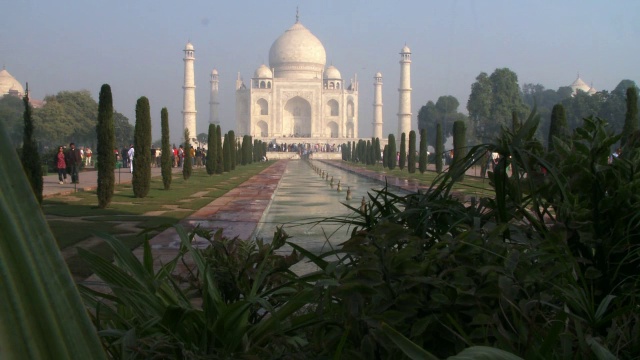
79;226;317;358
0;122;105;359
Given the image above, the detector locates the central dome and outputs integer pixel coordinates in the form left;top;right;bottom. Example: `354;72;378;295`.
268;21;326;79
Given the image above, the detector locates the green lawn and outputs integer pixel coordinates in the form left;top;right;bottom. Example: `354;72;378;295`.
328;161;495;198
44;162;272;279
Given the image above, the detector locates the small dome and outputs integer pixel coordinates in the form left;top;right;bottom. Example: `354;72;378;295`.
0;68;24;96
375;72;382;78
570;76;591;94
254;64;273;78
211;69;218;75
324;65;341;79
588;86;597;95
185;42;194;51
269;21;326;79
401;45;411;53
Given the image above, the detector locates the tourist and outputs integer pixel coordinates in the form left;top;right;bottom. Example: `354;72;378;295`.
84;147;92;167
178;145;184;167
65;142;82;184
122;146;129;168
128;144;135;173
173;145;178;167
54;146;67;184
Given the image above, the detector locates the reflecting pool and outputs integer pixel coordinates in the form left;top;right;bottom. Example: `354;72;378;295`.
252;160;408;273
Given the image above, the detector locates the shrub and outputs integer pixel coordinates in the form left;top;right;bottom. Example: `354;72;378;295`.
399;132;406;170
160;107;172;189
215;125;223;174
96;84;115;207
206;124;216;175
20;87;43;204
132;96;152;198
452;120;467;181
408;130;416;173
387;134;396;169
182;128;192;180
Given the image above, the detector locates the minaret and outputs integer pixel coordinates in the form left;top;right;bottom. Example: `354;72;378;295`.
373;72;383;139
209;69;219;125
397;44;412;148
182;42;197;140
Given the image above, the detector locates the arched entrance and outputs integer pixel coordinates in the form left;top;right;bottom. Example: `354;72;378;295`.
326;121;339;138
283;96;311;137
256;120;268;137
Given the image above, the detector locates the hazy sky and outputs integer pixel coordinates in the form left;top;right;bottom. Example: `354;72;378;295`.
3;0;638;143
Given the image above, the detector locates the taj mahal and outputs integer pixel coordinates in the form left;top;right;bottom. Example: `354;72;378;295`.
181;13;414;151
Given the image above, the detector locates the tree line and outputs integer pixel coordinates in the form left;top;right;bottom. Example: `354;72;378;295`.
0;90;134;150
419;68;639;149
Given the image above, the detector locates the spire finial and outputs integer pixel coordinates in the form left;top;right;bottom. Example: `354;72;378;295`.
296;6;299;22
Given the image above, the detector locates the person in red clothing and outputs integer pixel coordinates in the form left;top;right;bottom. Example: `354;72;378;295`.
53;146;67;184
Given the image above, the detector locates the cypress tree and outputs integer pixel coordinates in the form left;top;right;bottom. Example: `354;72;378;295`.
548;104;568;151
346;141;351;161
206;124;216;175
419;128;427;174
236;140;242;166
435;123;443;173
622;87;639;147
241;135;249;165
388;134;396;169
182;128;192;180
382;144;388;168
253;139;259;162
21;84;43;204
160;108;172;189
223;132;231;172
452;120;467;181
408;130;416;173
96;84;115;207
374;137;381;163
229;130;236;170
132;96;152;198
365;140;371;165
351;141;357;163
248;137;254;163
399;132;407;170
215;125;223;174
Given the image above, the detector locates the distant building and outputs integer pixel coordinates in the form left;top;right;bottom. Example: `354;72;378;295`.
235;15;359;139
570;74;597;96
0;66;45;108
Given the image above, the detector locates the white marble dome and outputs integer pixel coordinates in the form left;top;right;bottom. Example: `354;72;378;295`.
212;68;218;75
0;68;24;96
185;42;194;51
401;45;411;53
324;65;341;79
375;72;382;78
269;21;326;79
254;64;273;78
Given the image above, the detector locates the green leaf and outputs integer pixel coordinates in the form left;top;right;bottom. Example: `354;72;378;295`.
446;346;525;360
0;121;106;359
381;322;439;360
586;336;618;360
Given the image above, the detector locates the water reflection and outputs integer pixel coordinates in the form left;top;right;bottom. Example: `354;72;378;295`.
252;160;407;273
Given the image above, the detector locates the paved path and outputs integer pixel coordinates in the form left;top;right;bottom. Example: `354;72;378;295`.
43;165;183;198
